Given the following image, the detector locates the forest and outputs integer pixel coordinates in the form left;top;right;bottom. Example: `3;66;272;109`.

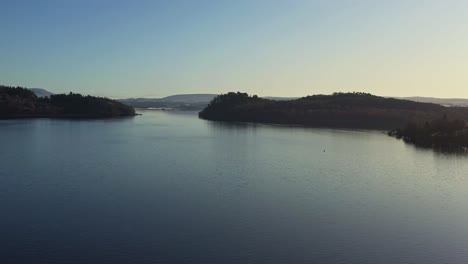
0;85;135;119
390;116;468;149
199;92;468;148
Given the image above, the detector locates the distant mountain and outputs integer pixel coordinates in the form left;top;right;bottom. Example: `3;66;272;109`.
119;94;217;110
160;94;217;103
29;88;54;97
119;94;299;110
399;97;468;107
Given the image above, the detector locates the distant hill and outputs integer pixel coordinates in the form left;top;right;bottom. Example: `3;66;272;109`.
119;94;299;110
119;95;214;111
400;97;468;107
1;85;135;119
119;94;218;110
160;94;217;103
29;88;54;98
199;92;468;130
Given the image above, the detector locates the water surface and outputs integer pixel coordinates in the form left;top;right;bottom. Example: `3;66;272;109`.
2;110;468;264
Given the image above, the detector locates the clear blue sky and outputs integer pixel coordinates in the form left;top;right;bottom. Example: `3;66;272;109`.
2;0;468;98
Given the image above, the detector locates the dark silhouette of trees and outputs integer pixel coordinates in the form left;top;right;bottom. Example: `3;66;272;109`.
47;92;135;117
0;85;135;119
200;92;458;129
199;91;468;149
0;86;37;98
391;116;468;148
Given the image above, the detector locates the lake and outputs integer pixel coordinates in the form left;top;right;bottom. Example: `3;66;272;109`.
2;110;468;264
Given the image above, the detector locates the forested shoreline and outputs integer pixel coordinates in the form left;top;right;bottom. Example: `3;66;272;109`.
200;92;468;149
0;85;135;119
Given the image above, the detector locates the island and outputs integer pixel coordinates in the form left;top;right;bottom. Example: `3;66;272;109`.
0;85;136;119
199;92;468;149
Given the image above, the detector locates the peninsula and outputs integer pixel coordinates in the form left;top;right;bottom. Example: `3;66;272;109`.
0;85;136;119
199;92;468;149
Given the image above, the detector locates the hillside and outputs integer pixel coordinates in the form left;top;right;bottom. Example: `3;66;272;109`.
160;94;218;103
0;85;135;119
119;94;218;110
389;116;468;149
199;92;468;131
29;88;54;97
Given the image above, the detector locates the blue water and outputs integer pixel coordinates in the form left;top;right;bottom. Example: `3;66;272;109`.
2;110;468;264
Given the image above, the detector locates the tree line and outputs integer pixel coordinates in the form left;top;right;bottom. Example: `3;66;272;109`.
0;85;135;118
200;92;468;149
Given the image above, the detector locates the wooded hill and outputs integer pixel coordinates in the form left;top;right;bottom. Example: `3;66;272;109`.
199;92;468;131
0;85;135;119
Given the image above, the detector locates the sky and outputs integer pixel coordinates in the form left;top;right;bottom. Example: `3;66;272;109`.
1;0;468;99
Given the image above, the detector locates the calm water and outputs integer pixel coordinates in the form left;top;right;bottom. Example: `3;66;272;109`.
2;110;468;264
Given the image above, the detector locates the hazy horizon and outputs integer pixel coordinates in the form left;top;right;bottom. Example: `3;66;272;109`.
25;87;468;101
2;0;468;98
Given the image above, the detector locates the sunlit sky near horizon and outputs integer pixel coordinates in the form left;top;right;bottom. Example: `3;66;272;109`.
2;0;468;99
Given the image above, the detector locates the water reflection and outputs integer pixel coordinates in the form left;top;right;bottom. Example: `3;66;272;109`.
2;111;468;264
398;138;468;157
